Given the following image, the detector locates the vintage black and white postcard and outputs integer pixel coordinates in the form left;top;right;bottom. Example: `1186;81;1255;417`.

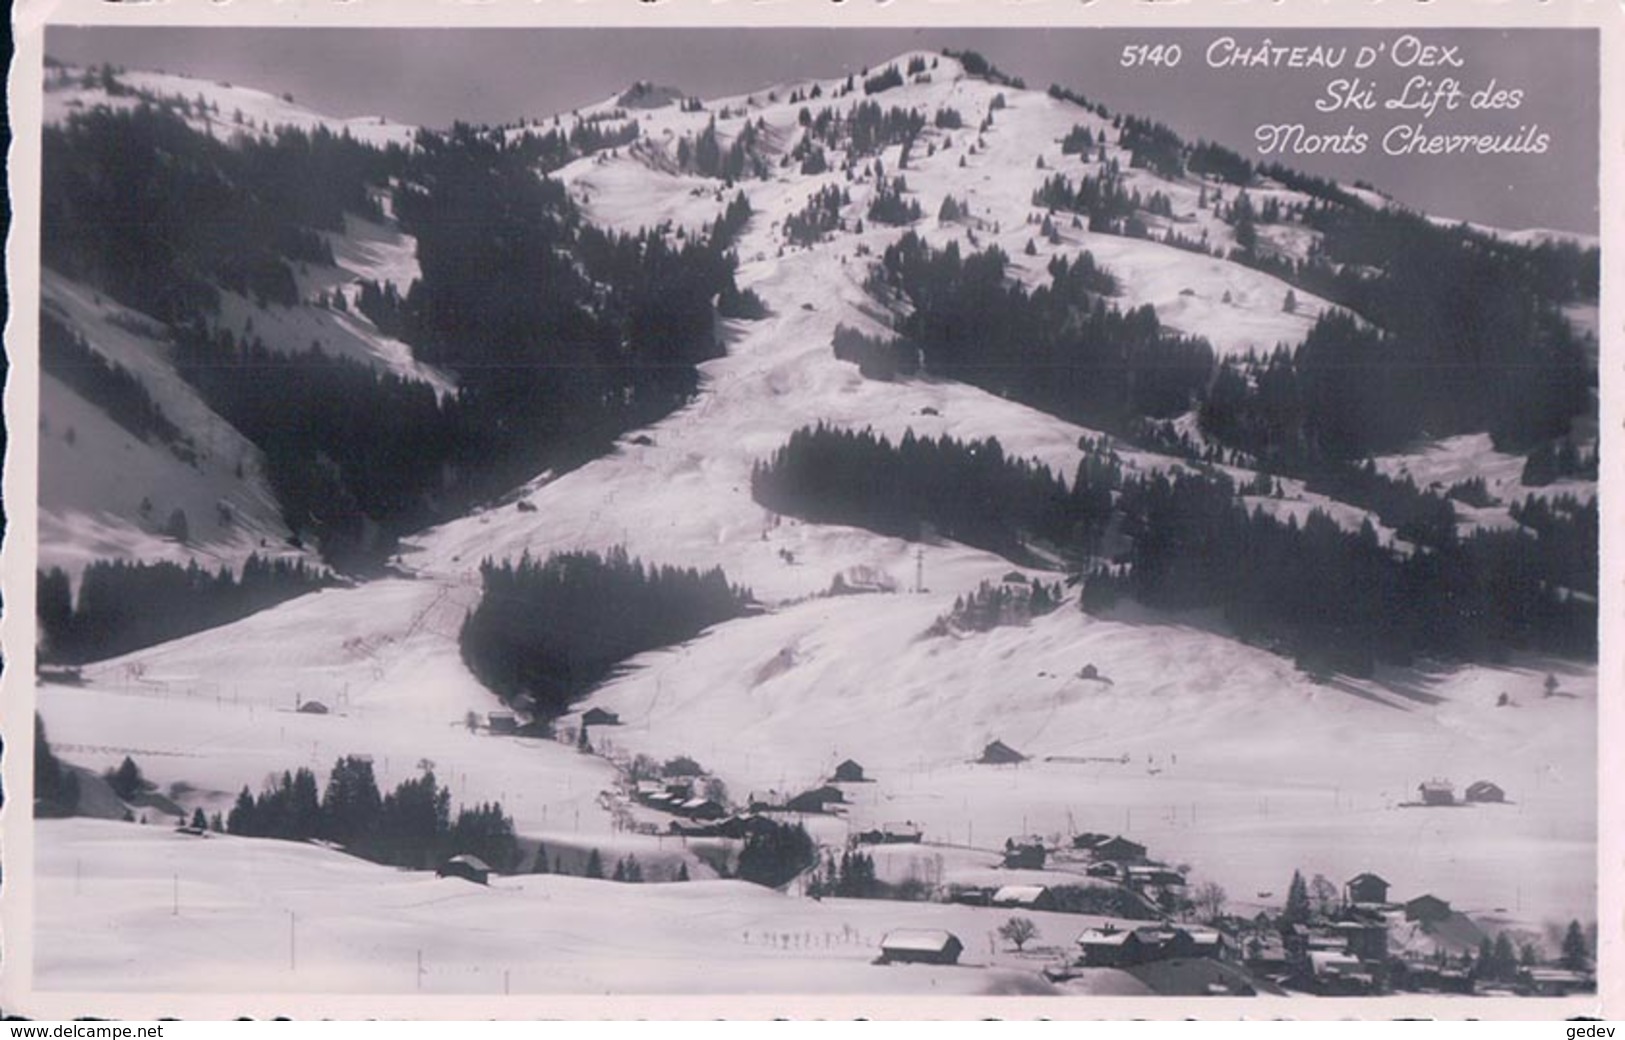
3;0;1618;1020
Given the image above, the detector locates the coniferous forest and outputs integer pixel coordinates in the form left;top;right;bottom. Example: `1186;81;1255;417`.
755;426;1595;673
225;755;521;873
36;556;332;664
865;232;1213;427
459;548;754;719
42;97;755;573
752;424;1072;562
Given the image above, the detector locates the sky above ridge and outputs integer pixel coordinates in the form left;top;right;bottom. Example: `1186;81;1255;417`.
44;26;1599;235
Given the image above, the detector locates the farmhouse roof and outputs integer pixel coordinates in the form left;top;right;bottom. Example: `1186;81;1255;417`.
880;929;959;953
992;884;1049;906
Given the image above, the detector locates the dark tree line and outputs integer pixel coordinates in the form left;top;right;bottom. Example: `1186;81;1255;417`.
37;555;331;664
1199;302;1589;465
784;185;850;247
942;49;1026;89
863;64;905;95
867;232;1212;426
736;820;816;888
928;577;1065;635
172;325;467;568
40;310;184;450
798;100;925;159
227;757;520;872
867;175;922;226
392;123;749;519
1117;114;1185;178
751;424;1074;563
676;116;768;182
1187;140;1254;185
1083;465;1595;672
830;324;919;381
34;716;81;818
753;425;1592;672
43;104;396;324
460;548;753;719
1508;494;1597;596
1035;76;1595;462
46;103;751;570
501;115;640;173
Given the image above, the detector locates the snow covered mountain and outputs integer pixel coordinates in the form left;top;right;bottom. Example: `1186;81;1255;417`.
27;50;1599;997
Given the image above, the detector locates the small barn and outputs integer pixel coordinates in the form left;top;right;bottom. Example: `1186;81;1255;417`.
678;797;726;820
878;929;963;966
1345;872;1391;906
1178;928;1232;961
1076;927;1156;968
1465;780;1505;803
1126;865;1186;888
832;759;867;783
979;739;1027;765
487;711;518;734
786;785;845;813
1417;780;1455;806
297;700;329;715
437;854;492;885
1002;839;1047;870
581;707;621;726
1090;835;1148;863
1404;893;1452;924
992;884;1055;911
856;822;923;845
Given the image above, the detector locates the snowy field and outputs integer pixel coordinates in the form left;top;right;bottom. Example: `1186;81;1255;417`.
37;818;1151;997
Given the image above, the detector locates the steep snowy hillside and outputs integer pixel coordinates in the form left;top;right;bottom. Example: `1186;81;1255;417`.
39;67;446;580
30;49;1599;996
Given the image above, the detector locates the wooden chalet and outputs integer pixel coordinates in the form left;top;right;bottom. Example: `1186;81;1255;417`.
878;929;963;965
1002;839;1047;870
785;785;845;813
1417;780;1455;806
1344;872;1390;905
1077;927;1153;968
832;759;867;783
991;884;1055;911
1404;894;1452;924
1089;835;1148;863
437;854;492;885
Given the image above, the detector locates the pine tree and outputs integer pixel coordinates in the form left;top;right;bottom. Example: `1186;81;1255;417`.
1561;920;1590;970
227;785;257;835
109;756;145;800
585;848;604;879
1283;869;1310;924
191;807;208;830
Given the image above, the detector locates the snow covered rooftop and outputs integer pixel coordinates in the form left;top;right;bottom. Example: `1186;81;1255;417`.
879;929;959;953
